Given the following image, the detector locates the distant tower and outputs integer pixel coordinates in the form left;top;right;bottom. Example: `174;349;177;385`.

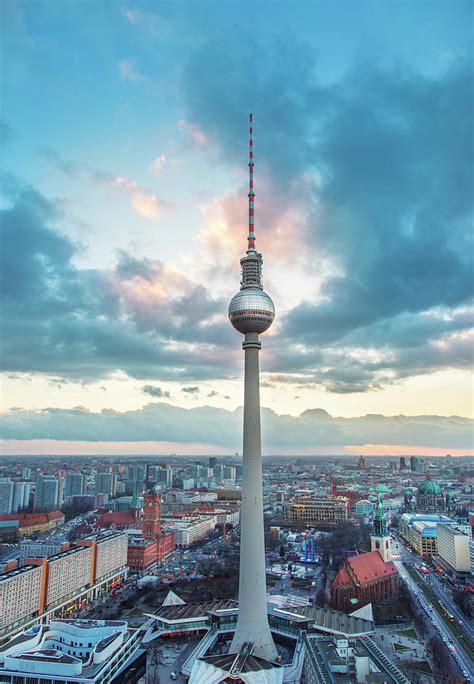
130;480;142;521
228;114;277;661
371;494;392;562
142;489;161;540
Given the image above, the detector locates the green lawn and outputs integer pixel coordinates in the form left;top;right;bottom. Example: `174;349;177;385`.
393;643;411;652
395;628;417;639
405;660;433;674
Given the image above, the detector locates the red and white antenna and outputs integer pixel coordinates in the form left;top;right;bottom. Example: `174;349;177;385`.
248;113;255;250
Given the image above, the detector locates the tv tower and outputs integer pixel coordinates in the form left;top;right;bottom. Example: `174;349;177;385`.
228;114;278;661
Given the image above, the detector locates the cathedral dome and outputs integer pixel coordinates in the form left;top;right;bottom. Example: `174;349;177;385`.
417;478;442;496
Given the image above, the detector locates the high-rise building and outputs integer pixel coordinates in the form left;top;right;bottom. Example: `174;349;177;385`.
12;481;31;513
64;472;85;498
156;466;173;487
223;465;236;481
227;114;277;661
34;475;60;511
399;456;407;470
209;456;217;468
94;471;117;497
0;480;14;515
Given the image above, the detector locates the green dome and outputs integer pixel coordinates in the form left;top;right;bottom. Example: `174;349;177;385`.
417;478;442;496
376;484;390;493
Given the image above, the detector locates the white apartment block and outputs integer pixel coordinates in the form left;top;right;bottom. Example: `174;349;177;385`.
436;524;471;573
94;531;128;582
166;517;215;547
47;546;94;610
0;565;43;636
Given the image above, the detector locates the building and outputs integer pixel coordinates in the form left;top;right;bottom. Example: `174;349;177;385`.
355;500;373;519
436;524;471;576
164;515;215;547
0;511;65;538
284;497;349;526
0;520;19;543
304;634;410;684
399;513;453;555
416;475;447;512
19;540;69;564
34;475;60;511
94;471;117;498
64;472;86;498
331;496;400;611
0;531;128;643
127;489;174;572
0;480;14;515
0;619;143;684
12;482;31;513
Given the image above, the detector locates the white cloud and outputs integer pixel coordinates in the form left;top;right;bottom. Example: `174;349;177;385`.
177;119;207;145
118;58;145;81
150;153;167;172
114;175;169;219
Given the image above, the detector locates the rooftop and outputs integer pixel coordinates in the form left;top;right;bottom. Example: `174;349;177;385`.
298;605;374;636
151;599;238;623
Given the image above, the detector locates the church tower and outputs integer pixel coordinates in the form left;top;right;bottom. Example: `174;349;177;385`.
371;494;392;562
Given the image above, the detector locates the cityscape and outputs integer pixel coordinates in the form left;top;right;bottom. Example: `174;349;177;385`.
1;1;473;684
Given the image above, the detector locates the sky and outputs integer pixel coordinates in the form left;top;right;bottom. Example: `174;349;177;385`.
1;0;473;456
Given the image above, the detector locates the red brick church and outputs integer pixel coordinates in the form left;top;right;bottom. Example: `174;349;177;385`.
331;494;400;611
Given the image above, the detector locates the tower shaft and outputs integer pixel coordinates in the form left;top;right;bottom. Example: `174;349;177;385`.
230;331;278;660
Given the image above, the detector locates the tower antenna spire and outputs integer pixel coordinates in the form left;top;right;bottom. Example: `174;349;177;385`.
248;113;255;250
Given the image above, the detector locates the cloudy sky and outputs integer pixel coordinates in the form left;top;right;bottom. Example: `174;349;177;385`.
1;0;473;456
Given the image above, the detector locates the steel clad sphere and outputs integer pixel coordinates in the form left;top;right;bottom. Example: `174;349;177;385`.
228;287;275;334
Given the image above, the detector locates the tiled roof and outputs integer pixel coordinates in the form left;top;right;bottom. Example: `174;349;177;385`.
96;510;139;528
347;551;398;584
332;566;352;587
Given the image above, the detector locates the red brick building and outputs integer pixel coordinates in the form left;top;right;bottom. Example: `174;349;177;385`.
331;494;400;611
331;550;400;611
127;491;174;572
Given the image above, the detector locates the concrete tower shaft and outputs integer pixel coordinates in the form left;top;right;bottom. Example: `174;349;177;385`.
228;115;278;662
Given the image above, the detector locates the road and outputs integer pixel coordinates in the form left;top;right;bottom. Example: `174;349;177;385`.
395;547;473;681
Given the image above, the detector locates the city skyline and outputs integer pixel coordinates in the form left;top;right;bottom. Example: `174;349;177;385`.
1;0;473;456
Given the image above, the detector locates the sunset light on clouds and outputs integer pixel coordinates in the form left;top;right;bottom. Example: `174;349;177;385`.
1;0;473;456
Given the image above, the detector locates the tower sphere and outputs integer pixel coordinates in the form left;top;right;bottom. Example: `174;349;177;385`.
228;287;275;334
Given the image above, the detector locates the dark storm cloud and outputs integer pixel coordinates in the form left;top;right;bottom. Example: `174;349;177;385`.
0;403;471;450
180;39;473;391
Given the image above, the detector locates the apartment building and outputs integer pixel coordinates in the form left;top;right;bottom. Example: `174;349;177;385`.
436;524;471;575
165;516;216;547
0;532;128;644
0;565;44;638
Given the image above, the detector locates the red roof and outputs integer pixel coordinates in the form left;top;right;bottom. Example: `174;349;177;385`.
347;551;398;584
96;510;140;528
332;566;352;587
0;511;64;526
